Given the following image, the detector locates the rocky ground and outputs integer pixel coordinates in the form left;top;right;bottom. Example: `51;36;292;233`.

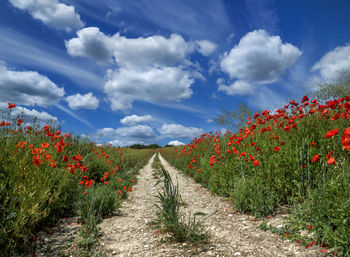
98;154;329;257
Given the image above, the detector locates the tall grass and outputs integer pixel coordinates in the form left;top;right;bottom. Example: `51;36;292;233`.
161;95;350;255
155;167;208;243
0;106;154;256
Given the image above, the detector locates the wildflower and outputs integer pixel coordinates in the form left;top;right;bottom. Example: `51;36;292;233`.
325;128;339;139
274;146;280;152
308;224;312;230
32;155;41;167
326;150;333;160
17;119;24;126
253;160;259;166
327;157;335;165
104;181;109;185
41;142;49;148
342;127;350;151
8;103;16;109
128;187;132;192
118;190;122;195
118;178;122;183
312;155;320;163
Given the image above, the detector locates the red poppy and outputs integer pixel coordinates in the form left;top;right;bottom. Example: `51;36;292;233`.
8;103;16;109
326;150;333;160
274;146;280;152
32;155;41;167
312;155;320;163
325;128;339;139
41;142;49;148
327;157;335;165
342;127;350;151
17;119;24;126
253;160;259;166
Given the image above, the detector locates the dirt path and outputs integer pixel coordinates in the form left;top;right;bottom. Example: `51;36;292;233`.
99;154;326;256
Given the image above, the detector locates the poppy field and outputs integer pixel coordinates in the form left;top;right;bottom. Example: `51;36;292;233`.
161;95;350;255
0;104;154;256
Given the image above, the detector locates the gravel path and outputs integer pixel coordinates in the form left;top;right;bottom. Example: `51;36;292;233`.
99;154;327;257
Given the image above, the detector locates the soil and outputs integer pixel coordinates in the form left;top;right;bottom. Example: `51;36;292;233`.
98;154;330;257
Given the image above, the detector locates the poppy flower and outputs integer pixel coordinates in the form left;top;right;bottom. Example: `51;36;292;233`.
326;150;333;160
41;142;49;148
253;160;259;166
327;157;335;165
312;155;320;163
274;146;280;152
325;128;339;139
8;103;16;109
342;127;350;151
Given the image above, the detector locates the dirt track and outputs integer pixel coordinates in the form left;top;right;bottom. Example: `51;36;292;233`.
99;154;326;256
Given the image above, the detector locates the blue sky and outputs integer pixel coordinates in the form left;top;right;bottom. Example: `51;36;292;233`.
1;0;350;146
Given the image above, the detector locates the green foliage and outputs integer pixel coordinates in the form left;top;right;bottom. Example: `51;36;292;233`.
0;111;154;256
289;169;350;255
230;176;278;217
129;144;160;149
161;92;350;255
155;168;208;243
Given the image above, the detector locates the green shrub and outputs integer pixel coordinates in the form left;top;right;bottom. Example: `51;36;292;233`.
230;176;278;216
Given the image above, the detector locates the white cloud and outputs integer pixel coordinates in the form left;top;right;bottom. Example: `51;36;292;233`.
206;118;213;123
120;114;153;125
66;28;192;67
65;27;114;62
312;45;350;82
98;125;157;147
217;79;255;96
66;28;206;111
104;67;193;111
220;29;301;84
0;63;65;107
65;92;99;110
196;40;217;56
158;124;204;139
168;140;185;146
112;33;192;69
9;0;84;31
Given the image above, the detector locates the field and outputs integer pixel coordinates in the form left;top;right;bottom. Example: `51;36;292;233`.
160;95;350;255
1;94;350;256
0;108;154;256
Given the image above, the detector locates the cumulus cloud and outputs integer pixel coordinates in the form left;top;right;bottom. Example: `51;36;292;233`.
120;114;153;125
65;92;99;110
220;29;301;84
168;140;185;146
217;79;255;96
196;40;217;56
0;63;65;107
97;125;156;147
104;67;193;111
66;28;192;67
65;27;114;62
158;124;204;139
9;0;84;31
66;28;205;111
312;45;350;82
